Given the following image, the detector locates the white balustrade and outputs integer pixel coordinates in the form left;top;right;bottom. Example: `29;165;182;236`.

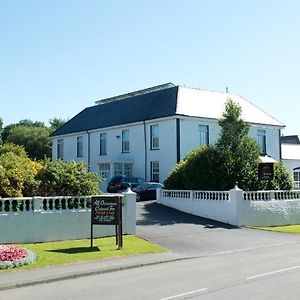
193;191;229;200
0;191;136;243
243;191;272;201
0;197;33;213
0;196;91;213
159;188;300;227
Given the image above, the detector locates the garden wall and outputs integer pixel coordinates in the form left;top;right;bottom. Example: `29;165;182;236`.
0;190;136;243
157;187;300;227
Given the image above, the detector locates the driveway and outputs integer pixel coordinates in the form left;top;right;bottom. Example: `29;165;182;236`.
136;200;300;256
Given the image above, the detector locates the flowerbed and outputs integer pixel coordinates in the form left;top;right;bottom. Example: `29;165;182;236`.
0;244;36;269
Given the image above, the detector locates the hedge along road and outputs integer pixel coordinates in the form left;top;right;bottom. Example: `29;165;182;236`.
136;200;300;256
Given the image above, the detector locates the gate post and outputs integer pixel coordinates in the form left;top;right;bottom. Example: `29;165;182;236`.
229;184;244;227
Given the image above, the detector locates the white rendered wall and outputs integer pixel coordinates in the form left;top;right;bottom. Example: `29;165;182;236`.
145;119;177;181
52;118;282;184
52;118;178;184
282;159;300;173
248;125;281;160
0;192;136;244
179;117;220;159
158;189;300;227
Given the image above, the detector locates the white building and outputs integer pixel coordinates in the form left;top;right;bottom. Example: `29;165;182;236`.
51;83;284;190
281;135;300;189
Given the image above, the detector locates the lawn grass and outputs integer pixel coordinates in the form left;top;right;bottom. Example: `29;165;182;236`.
254;225;300;234
0;235;165;273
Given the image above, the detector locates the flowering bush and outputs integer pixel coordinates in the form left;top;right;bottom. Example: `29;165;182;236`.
0;244;36;269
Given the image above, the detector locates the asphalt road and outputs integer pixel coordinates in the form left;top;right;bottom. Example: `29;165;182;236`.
136;200;300;256
2;200;300;300
2;242;300;300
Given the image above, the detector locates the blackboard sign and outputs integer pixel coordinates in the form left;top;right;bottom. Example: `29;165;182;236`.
91;196;120;225
258;163;274;181
90;195;123;249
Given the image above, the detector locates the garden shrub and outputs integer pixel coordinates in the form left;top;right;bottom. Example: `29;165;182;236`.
0;151;38;197
0;143;28;157
37;159;100;196
164;146;220;190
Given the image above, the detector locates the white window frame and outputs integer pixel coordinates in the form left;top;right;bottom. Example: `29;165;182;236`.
150;125;159;150
76;136;83;157
113;162;133;177
100;133;107;156
150;161;160;182
122;130;130;153
99;163;111;180
199;125;209;146
57;139;64;160
293;170;300;189
257;129;267;155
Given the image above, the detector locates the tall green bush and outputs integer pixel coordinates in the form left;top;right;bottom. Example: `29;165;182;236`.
0;151;38;197
164;146;219;190
164;99;292;191
215;99;261;190
37;160;100;196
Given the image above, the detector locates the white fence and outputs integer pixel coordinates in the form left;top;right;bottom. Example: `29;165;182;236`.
157;187;300;227
0;190;136;244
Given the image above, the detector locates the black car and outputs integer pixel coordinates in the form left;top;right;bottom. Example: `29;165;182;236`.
132;183;163;201
107;176;146;193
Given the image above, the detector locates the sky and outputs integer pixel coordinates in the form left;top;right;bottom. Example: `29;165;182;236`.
1;0;299;135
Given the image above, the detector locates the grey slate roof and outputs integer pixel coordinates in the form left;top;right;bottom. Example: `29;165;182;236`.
280;135;300;144
52;82;284;137
52;84;178;136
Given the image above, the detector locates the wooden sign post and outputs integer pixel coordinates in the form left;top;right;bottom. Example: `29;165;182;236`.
90;195;123;249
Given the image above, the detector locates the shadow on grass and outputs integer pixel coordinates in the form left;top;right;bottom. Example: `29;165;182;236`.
47;246;100;254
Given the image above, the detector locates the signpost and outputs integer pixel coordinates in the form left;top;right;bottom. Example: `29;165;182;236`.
90;195;123;249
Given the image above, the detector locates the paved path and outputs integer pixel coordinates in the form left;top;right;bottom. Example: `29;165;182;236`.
137;200;300;256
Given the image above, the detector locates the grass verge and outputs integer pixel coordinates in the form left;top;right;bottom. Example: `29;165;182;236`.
0;235;165;273
253;225;300;234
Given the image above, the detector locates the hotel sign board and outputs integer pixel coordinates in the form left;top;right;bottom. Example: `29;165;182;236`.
258;163;274;181
90;195;123;249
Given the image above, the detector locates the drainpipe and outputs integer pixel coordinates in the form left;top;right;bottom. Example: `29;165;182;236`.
176;118;181;163
279;129;282;160
143;121;147;180
87;131;91;171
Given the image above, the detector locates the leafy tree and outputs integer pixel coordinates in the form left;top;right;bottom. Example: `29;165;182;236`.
49;118;66;132
6;125;52;160
216;99;261;190
18;119;46;128
1;119;46;143
2;118;66;160
164;99;292;191
37;159;100;196
0;117;3;145
1;123;14;143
